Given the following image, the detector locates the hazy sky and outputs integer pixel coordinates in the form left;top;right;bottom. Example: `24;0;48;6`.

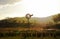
0;0;60;19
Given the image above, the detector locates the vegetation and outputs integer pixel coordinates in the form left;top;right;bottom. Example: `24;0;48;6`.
0;17;35;28
0;14;60;39
52;14;60;23
0;30;60;39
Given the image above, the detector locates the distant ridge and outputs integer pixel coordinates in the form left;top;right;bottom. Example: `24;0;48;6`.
0;13;60;29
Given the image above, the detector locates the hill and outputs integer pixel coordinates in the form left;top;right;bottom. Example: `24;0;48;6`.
0;13;60;30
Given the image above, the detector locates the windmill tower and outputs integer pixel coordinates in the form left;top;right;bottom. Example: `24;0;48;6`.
25;13;33;27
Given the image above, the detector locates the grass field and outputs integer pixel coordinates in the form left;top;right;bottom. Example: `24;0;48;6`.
0;29;60;39
0;36;60;39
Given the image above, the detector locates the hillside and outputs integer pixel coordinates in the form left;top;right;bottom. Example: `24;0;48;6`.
0;13;60;30
0;17;41;28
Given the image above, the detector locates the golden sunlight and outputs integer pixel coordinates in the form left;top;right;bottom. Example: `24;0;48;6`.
3;0;60;18
21;0;60;17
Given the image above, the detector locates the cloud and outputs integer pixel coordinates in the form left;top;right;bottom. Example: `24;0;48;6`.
0;0;21;5
0;4;23;18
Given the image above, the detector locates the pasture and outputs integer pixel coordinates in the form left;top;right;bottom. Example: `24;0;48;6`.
0;30;60;39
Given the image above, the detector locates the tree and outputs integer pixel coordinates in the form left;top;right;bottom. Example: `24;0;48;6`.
51;13;60;29
52;14;60;23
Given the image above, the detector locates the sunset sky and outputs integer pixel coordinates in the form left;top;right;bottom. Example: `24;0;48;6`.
0;0;60;19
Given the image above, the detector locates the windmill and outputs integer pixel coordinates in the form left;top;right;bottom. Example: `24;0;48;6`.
25;13;33;27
